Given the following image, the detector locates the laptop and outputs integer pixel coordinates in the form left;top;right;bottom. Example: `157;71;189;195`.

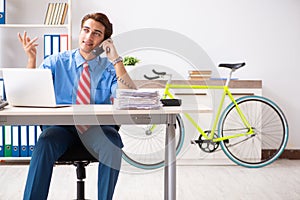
1;68;69;108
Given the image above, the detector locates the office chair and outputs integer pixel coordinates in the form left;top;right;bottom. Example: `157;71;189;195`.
57;142;98;200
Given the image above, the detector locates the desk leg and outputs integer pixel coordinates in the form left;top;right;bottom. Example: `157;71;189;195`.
165;114;176;200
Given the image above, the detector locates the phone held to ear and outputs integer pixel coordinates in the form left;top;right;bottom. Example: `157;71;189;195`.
92;39;111;57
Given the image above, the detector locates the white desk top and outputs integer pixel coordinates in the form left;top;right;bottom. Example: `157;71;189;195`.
0;105;212;126
0;104;212;116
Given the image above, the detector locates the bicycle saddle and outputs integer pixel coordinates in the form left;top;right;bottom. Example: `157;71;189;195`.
218;63;245;70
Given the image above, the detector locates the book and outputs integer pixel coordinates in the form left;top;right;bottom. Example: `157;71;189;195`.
51;3;59;25
44;3;68;25
60;3;68;25
188;70;212;75
44;3;53;25
188;70;212;80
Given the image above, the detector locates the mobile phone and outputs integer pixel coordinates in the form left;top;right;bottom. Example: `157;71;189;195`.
92;39;111;57
92;45;105;56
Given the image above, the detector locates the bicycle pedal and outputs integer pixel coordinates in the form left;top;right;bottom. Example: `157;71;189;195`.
191;140;201;144
224;139;229;143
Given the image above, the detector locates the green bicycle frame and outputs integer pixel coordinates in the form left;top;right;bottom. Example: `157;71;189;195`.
162;83;254;142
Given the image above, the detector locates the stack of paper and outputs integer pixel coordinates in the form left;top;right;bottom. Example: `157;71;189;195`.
115;89;162;110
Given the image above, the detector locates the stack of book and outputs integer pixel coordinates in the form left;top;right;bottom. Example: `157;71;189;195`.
114;89;161;110
188;70;212;80
44;2;68;25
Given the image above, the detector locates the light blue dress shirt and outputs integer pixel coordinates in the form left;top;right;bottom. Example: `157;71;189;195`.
40;49;118;104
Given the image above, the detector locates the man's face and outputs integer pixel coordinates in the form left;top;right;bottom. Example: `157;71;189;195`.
79;18;106;54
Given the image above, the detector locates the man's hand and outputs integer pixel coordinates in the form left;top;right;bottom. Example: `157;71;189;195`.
18;31;38;68
101;38;119;61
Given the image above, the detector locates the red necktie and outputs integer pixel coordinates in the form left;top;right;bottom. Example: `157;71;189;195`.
76;62;90;133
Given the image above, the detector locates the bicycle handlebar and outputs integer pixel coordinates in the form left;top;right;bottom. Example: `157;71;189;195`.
152;69;166;75
144;74;160;80
143;69;169;80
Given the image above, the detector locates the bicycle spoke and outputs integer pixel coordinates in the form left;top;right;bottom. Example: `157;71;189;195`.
121;115;185;169
219;96;288;168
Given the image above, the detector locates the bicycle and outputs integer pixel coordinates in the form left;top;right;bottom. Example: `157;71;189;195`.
120;63;289;169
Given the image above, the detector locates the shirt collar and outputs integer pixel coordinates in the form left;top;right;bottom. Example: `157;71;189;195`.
74;48;104;72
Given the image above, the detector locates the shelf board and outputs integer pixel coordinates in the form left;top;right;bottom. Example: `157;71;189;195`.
0;24;69;28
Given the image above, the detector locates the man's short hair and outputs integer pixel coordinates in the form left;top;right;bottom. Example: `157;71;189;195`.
81;13;113;40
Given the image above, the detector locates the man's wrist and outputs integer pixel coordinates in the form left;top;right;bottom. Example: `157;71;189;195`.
112;56;123;66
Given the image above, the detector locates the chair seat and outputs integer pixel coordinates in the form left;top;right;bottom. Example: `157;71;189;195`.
57;142;98;163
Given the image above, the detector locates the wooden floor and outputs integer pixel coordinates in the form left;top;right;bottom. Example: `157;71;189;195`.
0;159;299;200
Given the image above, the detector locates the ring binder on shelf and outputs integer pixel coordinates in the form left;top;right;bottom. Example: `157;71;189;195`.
12;126;20;157
0;0;5;24
20;126;29;157
0;126;4;157
28;125;36;156
4;126;12;157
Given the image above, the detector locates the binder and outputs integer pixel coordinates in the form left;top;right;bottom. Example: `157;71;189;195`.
4;126;12;157
0;0;5;24
52;34;60;55
28;125;36;156
20;126;28;157
0;126;4;157
12;126;20;157
44;34;52;58
36;126;42;140
0;78;4;99
60;34;68;52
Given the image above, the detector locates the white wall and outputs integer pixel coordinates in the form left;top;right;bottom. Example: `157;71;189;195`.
1;0;299;148
65;0;300;149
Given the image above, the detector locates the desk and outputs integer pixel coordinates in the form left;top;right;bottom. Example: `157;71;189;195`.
0;105;211;200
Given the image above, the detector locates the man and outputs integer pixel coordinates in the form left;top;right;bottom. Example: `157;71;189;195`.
18;12;136;200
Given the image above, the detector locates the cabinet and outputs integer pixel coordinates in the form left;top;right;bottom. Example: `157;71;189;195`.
0;0;72;68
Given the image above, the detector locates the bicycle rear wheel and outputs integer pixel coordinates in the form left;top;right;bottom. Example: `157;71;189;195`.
218;96;288;168
121;114;185;170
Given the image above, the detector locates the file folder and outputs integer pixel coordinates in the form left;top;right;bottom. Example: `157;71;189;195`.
0;78;4;99
60;34;68;52
52;34;60;54
20;126;28;157
36;126;42;140
0;0;5;24
0;126;4;157
12;126;20;157
44;34;52;58
28;125;36;156
4;126;12;157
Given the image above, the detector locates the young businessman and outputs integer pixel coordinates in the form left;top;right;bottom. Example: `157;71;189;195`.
18;12;136;200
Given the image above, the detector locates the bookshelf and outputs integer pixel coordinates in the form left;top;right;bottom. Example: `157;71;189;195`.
0;0;72;50
0;0;72;161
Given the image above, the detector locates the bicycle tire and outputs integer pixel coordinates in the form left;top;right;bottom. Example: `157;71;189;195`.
218;95;288;168
121;114;185;170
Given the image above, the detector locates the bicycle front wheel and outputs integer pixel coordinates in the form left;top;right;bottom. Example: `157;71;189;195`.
218;96;288;168
121;114;185;170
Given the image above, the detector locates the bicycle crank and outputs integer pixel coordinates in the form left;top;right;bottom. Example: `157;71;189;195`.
191;131;219;153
